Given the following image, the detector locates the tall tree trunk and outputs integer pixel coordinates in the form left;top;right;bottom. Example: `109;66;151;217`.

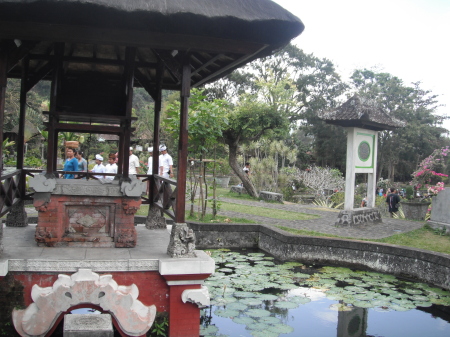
228;143;259;197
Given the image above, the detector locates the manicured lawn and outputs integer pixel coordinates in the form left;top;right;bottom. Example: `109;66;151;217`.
219;202;319;221
276;225;450;255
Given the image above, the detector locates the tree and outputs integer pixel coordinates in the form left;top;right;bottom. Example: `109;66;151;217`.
350;69;447;182
163;89;228;217
222;96;289;197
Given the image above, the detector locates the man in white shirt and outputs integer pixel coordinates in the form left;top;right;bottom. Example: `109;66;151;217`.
147;147;153;175
90;154;105;179
129;147;140;175
104;154;118;180
159;145;173;179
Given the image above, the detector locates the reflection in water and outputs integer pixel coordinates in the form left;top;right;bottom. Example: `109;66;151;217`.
201;250;450;337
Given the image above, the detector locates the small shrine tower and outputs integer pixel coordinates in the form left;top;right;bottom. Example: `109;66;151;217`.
320;95;405;226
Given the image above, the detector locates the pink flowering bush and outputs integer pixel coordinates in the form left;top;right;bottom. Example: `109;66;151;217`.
410;146;449;190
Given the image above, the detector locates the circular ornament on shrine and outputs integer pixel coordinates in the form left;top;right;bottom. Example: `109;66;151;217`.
358;141;371;162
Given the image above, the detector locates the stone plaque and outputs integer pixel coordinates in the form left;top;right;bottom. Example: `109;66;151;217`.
64;314;113;337
65;205;112;237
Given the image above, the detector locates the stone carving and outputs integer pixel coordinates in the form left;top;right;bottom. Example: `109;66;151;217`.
181;286;210;308
35;227;53;244
5;200;28;227
167;223;196;258
122;199;141;215
33;193;51;212
336;208;382;227
64;314;113;334
145;206;167;230
120;177;146;197
7;259;159;273
12;269;156;337
259;191;283;203
28;175;56;193
116;228;137;248
77;215;97;228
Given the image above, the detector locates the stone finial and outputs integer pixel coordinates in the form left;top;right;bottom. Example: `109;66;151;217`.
120;177;146;197
167;223;196;258
28;175;56;193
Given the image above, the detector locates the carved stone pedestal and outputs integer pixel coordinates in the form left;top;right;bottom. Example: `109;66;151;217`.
29;177;145;248
5;200;28;227
145;205;167;230
167;223;196;258
335;208;382;227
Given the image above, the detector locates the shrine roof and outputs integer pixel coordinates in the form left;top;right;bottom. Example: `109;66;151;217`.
0;0;304;89
319;95;406;131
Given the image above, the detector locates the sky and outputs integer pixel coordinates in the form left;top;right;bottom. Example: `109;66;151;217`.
273;0;450;133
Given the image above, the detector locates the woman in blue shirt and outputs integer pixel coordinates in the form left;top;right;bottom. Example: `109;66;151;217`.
63;147;78;179
76;150;88;179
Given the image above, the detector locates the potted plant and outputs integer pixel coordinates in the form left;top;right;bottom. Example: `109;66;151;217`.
402;147;449;220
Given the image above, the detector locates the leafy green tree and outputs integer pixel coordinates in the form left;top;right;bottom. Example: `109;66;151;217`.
350;69;447;182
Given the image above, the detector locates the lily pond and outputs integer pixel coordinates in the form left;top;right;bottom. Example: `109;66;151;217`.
201;250;450;337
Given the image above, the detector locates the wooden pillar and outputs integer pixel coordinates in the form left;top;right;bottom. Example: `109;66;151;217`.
0;50;7;173
175;55;191;223
150;61;164;201
16;56;29;170
47;43;64;175
122;47;136;179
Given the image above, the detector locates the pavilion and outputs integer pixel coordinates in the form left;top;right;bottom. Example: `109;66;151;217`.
0;1;304;336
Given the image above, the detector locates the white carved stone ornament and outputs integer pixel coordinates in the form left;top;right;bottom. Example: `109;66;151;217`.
181;286;210;308
121;177;146;197
13;269;156;337
28;175;56;193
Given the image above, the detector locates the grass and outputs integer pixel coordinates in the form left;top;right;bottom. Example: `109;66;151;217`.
219;202;319;221
276;225;450;255
134;205;255;223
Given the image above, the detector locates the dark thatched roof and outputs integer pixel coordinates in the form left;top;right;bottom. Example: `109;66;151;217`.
0;0;304;91
319;95;406;131
0;0;303;45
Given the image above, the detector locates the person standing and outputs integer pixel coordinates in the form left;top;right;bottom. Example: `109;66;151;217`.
90;154;105;179
386;188;401;217
147;147;154;175
63;147;78;179
129;147;140;176
76;150;87;179
104;153;118;180
159;145;173;179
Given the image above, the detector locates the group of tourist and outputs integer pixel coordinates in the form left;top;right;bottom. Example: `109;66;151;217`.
361;187;401;217
63;144;173;180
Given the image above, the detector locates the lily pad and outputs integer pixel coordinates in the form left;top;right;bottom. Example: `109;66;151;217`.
200;325;219;335
226;302;248;311
249;330;279;337
247;322;270;331
232;316;255;325
234;291;256;298
239;298;264;306
247;309;271;317
214;308;240;317
268;323;295;334
258;316;281;324
274;301;298;309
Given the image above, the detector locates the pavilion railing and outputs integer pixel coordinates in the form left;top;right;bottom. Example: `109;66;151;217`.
0;169;24;217
144;174;177;221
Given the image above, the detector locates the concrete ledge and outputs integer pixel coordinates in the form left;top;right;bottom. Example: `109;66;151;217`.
259;191;283;203
189;222;450;291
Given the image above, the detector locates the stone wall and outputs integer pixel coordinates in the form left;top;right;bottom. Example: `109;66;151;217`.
428;188;450;235
189;222;450;291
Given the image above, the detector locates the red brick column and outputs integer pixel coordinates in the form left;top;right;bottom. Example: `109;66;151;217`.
167;284;202;337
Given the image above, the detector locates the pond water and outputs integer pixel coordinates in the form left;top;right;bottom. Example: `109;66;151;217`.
201;250;450;337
